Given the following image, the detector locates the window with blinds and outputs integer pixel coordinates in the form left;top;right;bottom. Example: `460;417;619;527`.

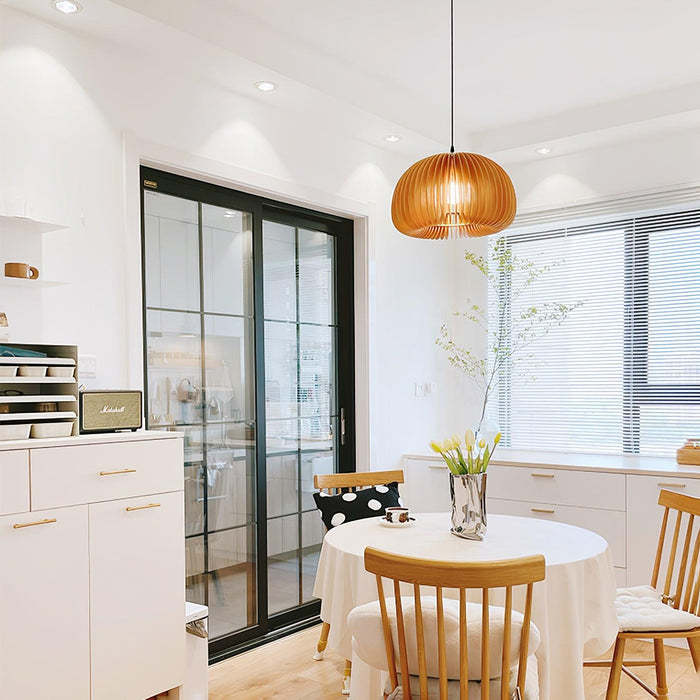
491;208;700;456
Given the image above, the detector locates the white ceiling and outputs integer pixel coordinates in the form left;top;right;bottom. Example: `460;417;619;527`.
8;0;700;159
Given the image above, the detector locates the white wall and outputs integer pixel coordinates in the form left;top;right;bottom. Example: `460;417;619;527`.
507;126;700;212
0;7;459;468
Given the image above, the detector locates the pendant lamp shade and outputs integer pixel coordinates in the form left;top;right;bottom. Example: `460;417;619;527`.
391;151;517;239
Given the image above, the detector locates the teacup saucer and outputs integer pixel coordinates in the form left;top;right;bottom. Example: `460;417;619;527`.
378;516;415;528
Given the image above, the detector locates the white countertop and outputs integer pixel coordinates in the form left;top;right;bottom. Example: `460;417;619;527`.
0;429;182;451
404;447;700;478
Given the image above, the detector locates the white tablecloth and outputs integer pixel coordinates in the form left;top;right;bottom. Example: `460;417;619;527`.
312;513;618;700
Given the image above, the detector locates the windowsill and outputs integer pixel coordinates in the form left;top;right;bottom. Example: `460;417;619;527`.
403;447;700;478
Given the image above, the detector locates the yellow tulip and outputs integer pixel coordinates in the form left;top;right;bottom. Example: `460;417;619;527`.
494;432;502;446
464;429;475;449
451;434;462;447
443;439;455;451
478;438;486;449
429;440;442;453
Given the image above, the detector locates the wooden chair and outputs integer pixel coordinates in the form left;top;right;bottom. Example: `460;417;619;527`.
312;469;405;696
584;489;700;699
360;547;546;700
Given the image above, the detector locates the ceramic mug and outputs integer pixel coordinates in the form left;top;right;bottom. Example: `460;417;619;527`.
4;262;39;280
385;506;410;524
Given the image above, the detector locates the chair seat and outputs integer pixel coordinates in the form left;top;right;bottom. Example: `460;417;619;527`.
348;596;541;681
383;654;539;700
615;585;700;632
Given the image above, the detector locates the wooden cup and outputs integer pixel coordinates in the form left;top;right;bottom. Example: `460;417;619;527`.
4;262;39;279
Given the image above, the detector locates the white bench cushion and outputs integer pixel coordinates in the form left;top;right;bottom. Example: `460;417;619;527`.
615;585;700;632
348;596;541;681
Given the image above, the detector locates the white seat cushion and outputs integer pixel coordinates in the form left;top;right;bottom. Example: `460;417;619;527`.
615;585;700;632
381;653;539;700
347;596;541;681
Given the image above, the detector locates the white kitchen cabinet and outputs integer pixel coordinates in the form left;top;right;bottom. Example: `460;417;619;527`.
626;475;700;587
402;458;451;512
0;449;29;515
404;449;700;593
90;491;185;700
0;504;90;700
0;432;184;700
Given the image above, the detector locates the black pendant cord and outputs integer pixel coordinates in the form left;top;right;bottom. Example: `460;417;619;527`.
450;0;455;154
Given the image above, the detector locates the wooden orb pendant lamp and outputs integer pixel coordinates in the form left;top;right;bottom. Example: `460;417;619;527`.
391;0;516;239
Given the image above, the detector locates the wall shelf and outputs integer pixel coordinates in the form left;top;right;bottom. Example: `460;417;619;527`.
0;215;68;236
0;277;68;289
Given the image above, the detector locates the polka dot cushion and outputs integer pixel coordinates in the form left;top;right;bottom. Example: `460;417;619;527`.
313;482;402;529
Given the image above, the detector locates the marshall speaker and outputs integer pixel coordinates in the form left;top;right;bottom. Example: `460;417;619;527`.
79;390;143;433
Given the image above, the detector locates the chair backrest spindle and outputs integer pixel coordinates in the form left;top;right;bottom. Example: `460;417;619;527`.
481;588;490;700
413;583;429;698
501;586;513;700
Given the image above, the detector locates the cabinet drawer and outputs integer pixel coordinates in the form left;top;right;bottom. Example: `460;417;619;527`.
0;450;29;515
31;438;183;510
488;497;626;567
488;464;625;511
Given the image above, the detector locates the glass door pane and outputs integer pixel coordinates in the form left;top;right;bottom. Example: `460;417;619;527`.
143;190;258;641
263;219;337;616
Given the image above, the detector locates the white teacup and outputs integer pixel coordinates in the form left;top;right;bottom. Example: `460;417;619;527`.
384;506;410;524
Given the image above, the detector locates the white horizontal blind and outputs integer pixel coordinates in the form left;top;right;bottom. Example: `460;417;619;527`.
491;208;700;456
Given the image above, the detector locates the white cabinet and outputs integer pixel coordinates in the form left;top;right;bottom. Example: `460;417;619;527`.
0;433;184;700
90;491;185;700
0;449;29;515
626;475;700;587
0;505;90;700
402;458;451;512
404;452;700;592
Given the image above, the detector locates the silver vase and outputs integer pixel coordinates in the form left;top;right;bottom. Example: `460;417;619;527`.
450;472;487;540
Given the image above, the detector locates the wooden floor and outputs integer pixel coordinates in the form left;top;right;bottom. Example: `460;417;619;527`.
209;625;700;699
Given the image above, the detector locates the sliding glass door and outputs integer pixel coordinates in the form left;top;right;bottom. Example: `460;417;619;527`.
140;167;354;656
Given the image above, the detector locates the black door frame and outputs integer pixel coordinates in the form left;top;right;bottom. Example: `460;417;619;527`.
139;166;356;659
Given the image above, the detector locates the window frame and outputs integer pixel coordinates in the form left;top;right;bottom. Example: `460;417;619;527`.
497;209;700;455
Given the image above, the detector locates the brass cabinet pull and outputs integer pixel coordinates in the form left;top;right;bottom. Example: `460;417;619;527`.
13;518;57;530
428;464;448;470
99;469;137;476
126;503;161;512
658;482;686;489
530;473;555;478
531;508;555;514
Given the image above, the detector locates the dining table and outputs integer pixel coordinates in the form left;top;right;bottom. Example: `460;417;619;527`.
312;512;619;700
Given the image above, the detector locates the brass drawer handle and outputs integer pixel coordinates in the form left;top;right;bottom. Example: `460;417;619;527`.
126;503;161;512
99;469;137;476
13;518;57;530
530;473;555;478
658;483;686;488
531;508;555;514
428;464;448;470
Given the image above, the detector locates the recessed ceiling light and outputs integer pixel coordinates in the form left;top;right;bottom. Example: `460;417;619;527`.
52;0;82;13
385;135;401;143
535;146;552;155
255;81;277;92
223;210;236;218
